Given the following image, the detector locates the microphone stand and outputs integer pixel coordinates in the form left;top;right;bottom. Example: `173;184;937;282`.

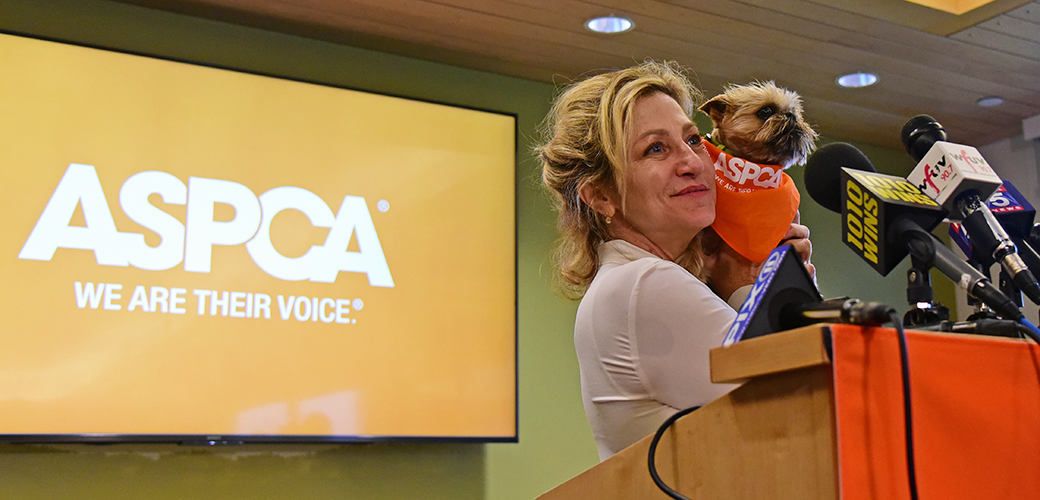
965;258;1001;322
996;266;1040;331
904;257;1028;338
903;255;950;328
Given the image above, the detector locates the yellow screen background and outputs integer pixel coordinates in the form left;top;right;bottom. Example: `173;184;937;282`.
0;33;516;438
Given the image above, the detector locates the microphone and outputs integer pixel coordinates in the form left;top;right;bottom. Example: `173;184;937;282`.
987;182;1036;241
950;182;1040;291
786;297;895;327
803;140;864;213
914;318;1027;338
723;244;821;345
902;115;1040;305
950;182;1036;261
803;142;1024;321
804;142;943;276
723;244;892;345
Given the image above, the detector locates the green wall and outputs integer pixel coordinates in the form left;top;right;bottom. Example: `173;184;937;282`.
0;1;952;499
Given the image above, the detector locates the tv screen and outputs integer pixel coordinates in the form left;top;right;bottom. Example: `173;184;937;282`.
0;32;517;443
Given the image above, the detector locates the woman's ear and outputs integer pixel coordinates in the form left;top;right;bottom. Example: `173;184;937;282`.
578;182;618;219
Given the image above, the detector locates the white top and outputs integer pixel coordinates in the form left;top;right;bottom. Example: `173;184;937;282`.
575;239;742;460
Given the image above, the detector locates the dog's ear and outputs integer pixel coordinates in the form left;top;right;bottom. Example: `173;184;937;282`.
698;95;729;126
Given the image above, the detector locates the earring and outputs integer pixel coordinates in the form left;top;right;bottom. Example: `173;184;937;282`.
605;215;612;225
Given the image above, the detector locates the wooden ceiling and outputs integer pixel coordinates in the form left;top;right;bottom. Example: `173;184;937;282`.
116;0;1040;152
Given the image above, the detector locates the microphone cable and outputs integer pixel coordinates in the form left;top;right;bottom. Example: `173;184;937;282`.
647;405;700;500
647;311;919;500
892;311;920;500
1017;317;1040;344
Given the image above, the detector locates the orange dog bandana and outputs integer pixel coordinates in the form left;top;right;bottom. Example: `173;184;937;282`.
704;137;800;262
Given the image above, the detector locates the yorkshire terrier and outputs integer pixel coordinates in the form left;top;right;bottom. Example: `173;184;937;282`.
699;80;817;169
696;81;818;298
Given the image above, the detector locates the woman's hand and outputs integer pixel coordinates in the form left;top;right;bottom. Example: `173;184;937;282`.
780;223;815;282
705;218;815;301
705;234;764;303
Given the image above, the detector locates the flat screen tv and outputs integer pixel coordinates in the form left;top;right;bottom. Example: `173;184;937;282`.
0;32;517;444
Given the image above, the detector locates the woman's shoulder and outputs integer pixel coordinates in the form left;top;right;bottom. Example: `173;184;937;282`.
599;239;696;273
595;240;712;294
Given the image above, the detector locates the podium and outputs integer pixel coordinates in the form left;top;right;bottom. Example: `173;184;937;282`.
537;324;1040;500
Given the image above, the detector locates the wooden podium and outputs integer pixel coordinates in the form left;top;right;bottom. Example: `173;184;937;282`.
537;324;1040;500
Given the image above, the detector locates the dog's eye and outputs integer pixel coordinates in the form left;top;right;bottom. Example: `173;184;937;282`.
756;106;776;120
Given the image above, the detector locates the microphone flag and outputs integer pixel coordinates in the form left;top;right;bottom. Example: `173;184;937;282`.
906;141;1001;214
723;244;820;346
839;168;943;276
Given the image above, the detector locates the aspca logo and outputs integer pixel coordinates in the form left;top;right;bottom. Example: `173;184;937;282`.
18;163;394;287
713;152;783;189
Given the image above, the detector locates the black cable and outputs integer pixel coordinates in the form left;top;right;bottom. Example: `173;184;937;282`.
892;312;920;500
647;405;700;500
648;311;919;500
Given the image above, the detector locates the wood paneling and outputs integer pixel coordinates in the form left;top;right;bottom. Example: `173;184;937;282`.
115;0;1040;150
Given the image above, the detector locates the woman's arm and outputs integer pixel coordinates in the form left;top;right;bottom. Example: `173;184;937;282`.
629;264;741;411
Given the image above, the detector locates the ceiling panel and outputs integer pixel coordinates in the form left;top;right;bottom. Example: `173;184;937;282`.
115;0;1040;151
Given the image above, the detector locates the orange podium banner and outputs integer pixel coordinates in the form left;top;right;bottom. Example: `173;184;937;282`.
831;324;1040;499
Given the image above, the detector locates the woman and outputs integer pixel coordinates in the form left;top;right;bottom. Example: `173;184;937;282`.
539;61;813;460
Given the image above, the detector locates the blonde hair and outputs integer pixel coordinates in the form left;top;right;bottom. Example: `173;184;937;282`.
538;60;707;299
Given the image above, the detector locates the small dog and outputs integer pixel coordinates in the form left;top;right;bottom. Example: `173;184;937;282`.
696;81;818;294
699;81;817;169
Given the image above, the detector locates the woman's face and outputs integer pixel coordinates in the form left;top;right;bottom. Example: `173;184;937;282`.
618;91;716;257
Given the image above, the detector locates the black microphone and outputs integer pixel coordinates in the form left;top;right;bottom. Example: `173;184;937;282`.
803;141;866;213
804;142;1024;321
914;318;1027;338
901;114;947;162
986;182;1036;242
804;142;943;276
902;115;1040;305
951;182;1037;262
950;182;1040;304
783;297;895;328
985;183;1040;278
723;244;892;344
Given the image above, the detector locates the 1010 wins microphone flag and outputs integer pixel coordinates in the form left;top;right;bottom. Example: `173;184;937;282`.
840;168;943;276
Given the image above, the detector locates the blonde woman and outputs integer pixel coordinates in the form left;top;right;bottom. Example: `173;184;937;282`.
539;61;812;460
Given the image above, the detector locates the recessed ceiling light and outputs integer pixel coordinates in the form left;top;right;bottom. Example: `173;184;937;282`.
585;16;633;34
837;72;878;88
976;96;1003;107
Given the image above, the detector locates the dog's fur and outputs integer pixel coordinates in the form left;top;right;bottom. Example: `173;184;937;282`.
699;81;817;169
698;81;818;280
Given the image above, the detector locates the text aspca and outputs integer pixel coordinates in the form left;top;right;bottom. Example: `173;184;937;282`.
74;281;363;324
18;164;394;287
